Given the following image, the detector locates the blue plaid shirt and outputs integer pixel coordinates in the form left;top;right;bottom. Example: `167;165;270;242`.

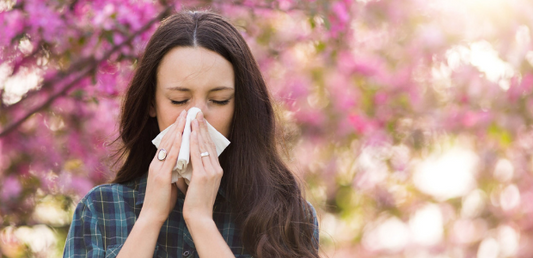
63;173;319;257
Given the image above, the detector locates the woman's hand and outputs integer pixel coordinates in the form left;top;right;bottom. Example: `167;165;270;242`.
181;111;234;258
140;110;187;225
183;111;223;221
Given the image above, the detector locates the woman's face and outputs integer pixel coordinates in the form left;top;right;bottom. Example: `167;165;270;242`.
150;47;235;138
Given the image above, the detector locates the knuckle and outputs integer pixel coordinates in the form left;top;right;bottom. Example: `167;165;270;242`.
161;131;175;143
153;174;166;184
195;174;207;182
167;152;178;160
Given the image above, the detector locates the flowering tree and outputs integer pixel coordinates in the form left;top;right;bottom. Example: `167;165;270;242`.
1;0;533;257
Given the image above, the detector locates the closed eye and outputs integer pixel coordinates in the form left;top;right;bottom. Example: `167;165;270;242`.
171;100;188;105
211;100;230;105
170;99;231;105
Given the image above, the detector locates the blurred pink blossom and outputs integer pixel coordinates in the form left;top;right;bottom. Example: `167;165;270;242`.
0;10;24;46
294;109;325;128
2;0;533;256
328;1;351;38
1;176;22;201
24;0;66;43
348;114;376;134
462;111;492;128
70;176;94;197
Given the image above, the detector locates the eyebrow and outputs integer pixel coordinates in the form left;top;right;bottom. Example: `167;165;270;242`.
166;86;234;92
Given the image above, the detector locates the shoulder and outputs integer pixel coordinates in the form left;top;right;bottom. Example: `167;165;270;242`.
80;183;134;203
304;200;320;249
302;200;318;221
75;181;138;213
65;182;140;255
306;201;317;216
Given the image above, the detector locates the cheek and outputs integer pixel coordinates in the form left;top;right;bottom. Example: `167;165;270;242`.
207;110;233;137
156;105;184;131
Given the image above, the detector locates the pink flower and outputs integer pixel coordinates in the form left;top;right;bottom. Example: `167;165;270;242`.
461;111;492;128
96;61;119;96
280;77;310;100
326;71;359;111
278;0;294;11
294;109;325;127
1;176;22;201
510;73;533;101
348;114;369;134
332;1;350;24
70;176;94;196
0;10;25;46
374;92;388;106
521;74;533;94
328;1;351;38
24;0;65;43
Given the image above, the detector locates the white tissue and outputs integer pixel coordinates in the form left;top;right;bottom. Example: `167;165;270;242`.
151;107;231;184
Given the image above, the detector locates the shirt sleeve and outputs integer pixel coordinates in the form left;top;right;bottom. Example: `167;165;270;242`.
308;201;320;251
63;198;107;258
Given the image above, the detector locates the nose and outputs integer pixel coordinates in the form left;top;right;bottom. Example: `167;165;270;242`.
189;99;207;117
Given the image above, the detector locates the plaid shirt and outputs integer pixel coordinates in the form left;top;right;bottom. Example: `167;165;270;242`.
63;173;319;257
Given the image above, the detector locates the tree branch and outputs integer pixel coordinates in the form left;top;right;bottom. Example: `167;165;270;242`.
0;5;173;138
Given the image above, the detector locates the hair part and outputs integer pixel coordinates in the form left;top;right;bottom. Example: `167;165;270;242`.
111;11;318;257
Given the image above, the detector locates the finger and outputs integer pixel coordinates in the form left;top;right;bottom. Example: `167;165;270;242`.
152;121;178;166
154;112;182;161
197;112;218;165
193;119;216;175
190;129;206;178
162;110;188;172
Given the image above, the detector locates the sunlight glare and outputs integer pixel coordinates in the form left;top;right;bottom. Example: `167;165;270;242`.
500;184;520;211
469;41;515;90
493;159;514;183
526;51;533;68
14;225;56;254
2;68;42;105
409;204;443;246
461;189;486;218
413;146;478;201
497;225;519;257
477;237;499;258
362;215;410;252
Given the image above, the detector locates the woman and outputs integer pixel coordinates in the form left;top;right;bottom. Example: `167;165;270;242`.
64;10;319;258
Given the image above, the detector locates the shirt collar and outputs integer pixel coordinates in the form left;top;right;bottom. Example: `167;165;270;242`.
135;173;228;206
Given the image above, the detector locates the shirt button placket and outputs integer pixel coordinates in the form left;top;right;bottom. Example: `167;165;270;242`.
182;250;191;257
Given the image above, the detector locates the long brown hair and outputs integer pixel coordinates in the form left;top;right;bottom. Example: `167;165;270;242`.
112;11;318;257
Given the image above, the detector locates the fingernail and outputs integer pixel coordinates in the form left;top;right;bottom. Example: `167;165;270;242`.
198;112;204;122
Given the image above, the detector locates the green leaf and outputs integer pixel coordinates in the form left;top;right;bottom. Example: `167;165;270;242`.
324;17;331;30
315;41;326;53
488;123;512;147
105;31;114;44
309;17;316;29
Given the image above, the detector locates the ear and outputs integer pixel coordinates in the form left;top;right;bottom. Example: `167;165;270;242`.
149;100;156;117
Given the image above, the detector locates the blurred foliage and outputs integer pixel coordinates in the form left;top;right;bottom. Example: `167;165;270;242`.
1;0;533;257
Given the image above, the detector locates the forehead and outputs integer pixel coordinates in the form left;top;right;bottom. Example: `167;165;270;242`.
156;46;235;91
